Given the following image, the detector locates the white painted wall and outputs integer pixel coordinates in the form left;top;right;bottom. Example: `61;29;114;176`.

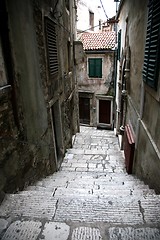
76;0;116;33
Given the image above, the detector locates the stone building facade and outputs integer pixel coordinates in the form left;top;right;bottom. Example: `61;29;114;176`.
115;0;160;192
75;32;116;128
0;0;79;201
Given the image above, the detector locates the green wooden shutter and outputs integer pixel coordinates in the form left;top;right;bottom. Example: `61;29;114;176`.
95;58;102;78
88;58;102;78
143;0;160;90
88;58;95;77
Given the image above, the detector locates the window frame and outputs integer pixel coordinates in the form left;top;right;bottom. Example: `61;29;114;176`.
143;0;160;90
89;11;94;31
117;29;121;61
45;17;59;79
88;57;103;79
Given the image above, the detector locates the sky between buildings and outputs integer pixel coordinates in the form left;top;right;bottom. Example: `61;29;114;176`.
77;0;118;33
99;0;117;19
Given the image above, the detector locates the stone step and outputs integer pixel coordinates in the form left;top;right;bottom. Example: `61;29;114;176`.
23;185;155;199
66;182;150;191
30;174;150;190
66;148;124;156
73;142;119;147
25;182;152;195
60;167;126;174
67;148;107;155
30;171;150;189
54;195;160;224
53;187;155;198
1;191;160;224
77;128;116;137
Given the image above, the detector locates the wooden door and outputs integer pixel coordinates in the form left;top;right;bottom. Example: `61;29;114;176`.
99;100;111;124
79;97;90;124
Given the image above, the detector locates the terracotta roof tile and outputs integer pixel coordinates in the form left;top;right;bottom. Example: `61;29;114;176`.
80;32;116;50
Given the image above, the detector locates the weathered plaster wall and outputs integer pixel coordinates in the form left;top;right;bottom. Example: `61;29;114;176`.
75;40;115;127
7;0;49;143
0;0;57;200
134;120;160;193
117;0;148;116
78;52;114;95
117;0;160;192
143;91;160;150
0;0;78;201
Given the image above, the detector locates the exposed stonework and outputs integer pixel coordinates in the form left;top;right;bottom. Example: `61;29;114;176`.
0;0;78;201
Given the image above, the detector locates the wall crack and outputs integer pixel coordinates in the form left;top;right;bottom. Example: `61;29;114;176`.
138;200;146;224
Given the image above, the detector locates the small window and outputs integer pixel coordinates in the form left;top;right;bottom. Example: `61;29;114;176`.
88;58;102;78
67;41;71;72
99;20;101;30
143;0;160;90
117;29;121;61
45;18;58;78
89;11;94;31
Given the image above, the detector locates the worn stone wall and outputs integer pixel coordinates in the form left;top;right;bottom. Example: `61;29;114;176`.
117;0;160;192
78;52;114;94
0;0;78;202
133;120;160;193
75;40;115;127
117;0;148;115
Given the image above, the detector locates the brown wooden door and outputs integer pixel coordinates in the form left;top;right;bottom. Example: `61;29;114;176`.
99;100;111;124
79;97;90;124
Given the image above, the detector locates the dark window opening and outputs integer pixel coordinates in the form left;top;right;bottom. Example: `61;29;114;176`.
45;18;58;78
117;29;121;61
89;11;94;31
143;0;160;90
67;40;71;72
79;97;90;124
99;100;111;124
99;20;101;30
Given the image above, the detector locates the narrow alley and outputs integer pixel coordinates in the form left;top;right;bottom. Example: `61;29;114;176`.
0;126;160;239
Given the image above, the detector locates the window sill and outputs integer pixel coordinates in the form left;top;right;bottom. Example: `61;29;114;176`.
88;77;103;79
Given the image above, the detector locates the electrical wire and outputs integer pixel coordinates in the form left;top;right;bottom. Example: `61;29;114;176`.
100;0;109;20
77;21;108;34
52;1;114;35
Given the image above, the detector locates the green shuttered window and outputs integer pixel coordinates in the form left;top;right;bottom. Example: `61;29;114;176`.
143;0;160;90
88;58;102;78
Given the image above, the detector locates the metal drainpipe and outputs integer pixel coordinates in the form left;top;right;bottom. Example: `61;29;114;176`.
116;60;122;135
135;80;144;149
120;46;130;134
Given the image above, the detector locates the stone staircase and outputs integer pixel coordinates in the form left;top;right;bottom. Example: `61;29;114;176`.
0;126;160;239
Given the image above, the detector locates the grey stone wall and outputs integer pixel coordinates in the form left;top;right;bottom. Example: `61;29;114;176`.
0;0;78;202
75;41;115;127
117;0;160;193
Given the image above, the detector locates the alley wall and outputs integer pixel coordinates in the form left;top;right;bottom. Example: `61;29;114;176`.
0;0;79;201
116;0;160;193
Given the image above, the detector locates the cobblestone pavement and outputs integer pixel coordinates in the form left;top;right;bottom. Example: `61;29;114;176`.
0;126;160;239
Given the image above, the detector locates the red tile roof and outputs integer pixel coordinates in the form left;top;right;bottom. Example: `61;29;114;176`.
80;32;116;50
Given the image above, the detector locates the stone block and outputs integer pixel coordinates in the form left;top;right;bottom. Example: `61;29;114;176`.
40;222;70;240
109;227;160;240
72;227;102;240
1;220;41;240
